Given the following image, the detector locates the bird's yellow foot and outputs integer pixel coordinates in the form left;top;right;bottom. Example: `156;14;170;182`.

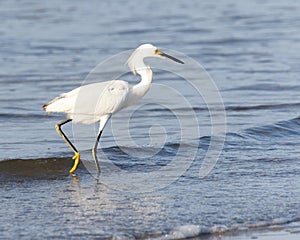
69;152;80;174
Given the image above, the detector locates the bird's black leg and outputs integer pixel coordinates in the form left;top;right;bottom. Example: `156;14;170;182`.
92;130;102;176
91;114;111;177
55;119;80;174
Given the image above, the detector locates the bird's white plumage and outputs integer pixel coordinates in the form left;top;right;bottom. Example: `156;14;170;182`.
43;87;80;114
43;43;183;125
127;44;156;74
44;80;130;124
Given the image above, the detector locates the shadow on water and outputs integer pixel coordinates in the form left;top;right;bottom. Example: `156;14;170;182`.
0;158;89;181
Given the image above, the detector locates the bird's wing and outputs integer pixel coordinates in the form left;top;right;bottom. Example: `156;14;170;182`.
43;80;130;124
93;80;130;116
73;80;130;124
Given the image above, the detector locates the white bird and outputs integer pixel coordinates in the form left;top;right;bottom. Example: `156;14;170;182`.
43;44;184;175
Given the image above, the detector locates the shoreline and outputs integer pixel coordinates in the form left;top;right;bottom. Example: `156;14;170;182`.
203;221;300;240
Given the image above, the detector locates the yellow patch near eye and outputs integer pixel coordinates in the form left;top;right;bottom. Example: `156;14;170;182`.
155;49;163;55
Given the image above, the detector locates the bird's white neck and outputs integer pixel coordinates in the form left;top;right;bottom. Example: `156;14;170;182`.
135;66;153;87
132;66;153;99
126;65;153;107
125;49;155;107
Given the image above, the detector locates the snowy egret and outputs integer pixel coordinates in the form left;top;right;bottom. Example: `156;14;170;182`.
43;44;184;175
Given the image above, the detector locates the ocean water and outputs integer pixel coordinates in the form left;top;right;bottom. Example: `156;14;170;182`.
1;0;300;239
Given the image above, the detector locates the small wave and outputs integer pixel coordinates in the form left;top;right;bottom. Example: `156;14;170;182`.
224;84;300;92
145;106;208;112
0;113;53;120
222;117;300;143
154;217;300;240
226;83;300;92
188;37;259;46
103;141;199;153
242;117;300;139
29;44;88;53
226;102;300;111
0;142;197;178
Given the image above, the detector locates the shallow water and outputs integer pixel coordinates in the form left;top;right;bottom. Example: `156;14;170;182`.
1;0;300;239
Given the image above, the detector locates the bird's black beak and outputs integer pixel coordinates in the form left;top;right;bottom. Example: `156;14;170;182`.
155;49;184;64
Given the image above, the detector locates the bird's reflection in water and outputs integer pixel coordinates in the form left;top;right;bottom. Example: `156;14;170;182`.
65;172;167;235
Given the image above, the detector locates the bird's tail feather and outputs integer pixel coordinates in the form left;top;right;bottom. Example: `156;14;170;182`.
42;98;59;111
42;96;73;113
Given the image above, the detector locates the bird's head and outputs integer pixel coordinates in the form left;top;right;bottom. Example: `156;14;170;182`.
127;44;184;74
